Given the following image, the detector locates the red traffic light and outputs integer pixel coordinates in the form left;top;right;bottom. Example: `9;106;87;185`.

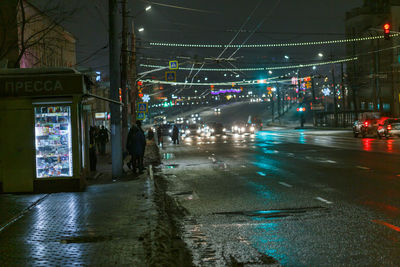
384;23;391;40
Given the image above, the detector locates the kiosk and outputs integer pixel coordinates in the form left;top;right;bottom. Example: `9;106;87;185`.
0;68;90;193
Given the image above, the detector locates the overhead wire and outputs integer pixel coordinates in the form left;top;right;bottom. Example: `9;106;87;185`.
227;0;282;60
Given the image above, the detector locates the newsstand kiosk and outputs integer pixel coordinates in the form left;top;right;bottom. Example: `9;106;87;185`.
0;68;90;193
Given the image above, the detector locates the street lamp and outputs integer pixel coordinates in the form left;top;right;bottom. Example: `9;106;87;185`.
138;27;144;32
318;53;324;58
268;70;272;74
145;5;152;11
284;55;290;59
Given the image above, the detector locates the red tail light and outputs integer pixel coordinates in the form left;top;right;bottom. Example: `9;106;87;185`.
364;121;369;127
387;125;392;130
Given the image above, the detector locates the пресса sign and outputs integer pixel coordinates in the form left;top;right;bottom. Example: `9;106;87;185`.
0;74;84;97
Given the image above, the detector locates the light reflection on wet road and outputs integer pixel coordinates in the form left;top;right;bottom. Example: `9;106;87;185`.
163;128;400;265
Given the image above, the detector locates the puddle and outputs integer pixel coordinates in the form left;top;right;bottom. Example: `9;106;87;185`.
165;164;179;169
214;206;329;219
163;153;175;159
60;235;112;244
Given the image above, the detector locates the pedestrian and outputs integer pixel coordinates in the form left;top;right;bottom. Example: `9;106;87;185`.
89;126;97;171
147;128;154;141
126;123;146;174
136;120;146;171
156;125;163;147
97;126;109;155
172;125;179;144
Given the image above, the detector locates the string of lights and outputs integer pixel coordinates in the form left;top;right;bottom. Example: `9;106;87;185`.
140;57;358;72
139;75;292;86
149;33;399;48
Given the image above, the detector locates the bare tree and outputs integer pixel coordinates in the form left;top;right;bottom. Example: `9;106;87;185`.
0;0;78;68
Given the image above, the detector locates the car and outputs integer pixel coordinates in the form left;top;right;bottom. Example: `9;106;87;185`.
377;118;400;138
208;122;225;134
175;117;184;124
214;108;221;113
353;112;383;138
231;121;255;134
183;124;202;137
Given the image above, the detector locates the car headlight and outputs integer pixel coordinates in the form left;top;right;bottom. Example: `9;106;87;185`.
250;126;255;131
233;126;238;131
241;127;245;132
211;129;214;133
196;129;201;133
186;130;190;134
169;129;172;133
223;128;226;132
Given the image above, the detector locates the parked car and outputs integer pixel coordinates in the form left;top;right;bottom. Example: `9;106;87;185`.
377;118;400;138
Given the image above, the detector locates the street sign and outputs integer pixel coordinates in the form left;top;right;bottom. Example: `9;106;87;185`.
137;102;148;112
169;61;178;70
165;71;176;82
136;112;146;120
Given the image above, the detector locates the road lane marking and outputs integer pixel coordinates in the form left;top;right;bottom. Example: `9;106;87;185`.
372;220;400;232
279;182;293;188
356;166;370;170
315;197;333;204
257;171;266;176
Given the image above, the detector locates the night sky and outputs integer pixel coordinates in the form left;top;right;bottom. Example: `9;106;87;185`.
32;0;363;80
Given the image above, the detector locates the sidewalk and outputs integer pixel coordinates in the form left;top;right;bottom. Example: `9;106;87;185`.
0;141;168;266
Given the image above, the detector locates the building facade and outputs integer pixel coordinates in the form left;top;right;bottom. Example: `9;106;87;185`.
345;0;400;116
0;0;76;68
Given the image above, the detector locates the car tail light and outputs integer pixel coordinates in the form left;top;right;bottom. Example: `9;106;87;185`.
364;121;369;127
387;124;392;130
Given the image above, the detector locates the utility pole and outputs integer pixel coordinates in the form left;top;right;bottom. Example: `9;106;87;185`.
331;54;338;127
352;29;358;116
121;0;129;149
109;0;123;178
129;21;137;125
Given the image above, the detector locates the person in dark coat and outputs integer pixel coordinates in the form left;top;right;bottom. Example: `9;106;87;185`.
136;120;146;171
147;128;154;141
97;126;109;154
172;125;179;144
126;124;146;174
156;125;163;147
89;126;97;171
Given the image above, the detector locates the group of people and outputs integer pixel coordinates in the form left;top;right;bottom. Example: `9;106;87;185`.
88;121;180;174
155;124;180;147
89;125;110;171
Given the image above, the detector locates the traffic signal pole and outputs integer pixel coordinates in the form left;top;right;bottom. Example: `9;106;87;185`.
311;77;316;126
331;54;338;127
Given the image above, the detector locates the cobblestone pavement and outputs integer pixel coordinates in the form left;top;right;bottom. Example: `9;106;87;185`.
0;177;157;266
0;141;166;266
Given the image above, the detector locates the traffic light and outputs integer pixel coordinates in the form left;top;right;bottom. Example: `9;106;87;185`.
384;23;390;40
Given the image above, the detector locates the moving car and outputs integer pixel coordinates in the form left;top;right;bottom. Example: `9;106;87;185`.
214;108;221;113
183;124;202;137
377;118;400;138
208;122;225;135
231;121;255;134
353;112;383;138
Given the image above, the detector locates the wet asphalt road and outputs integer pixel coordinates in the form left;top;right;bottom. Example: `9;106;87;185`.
161;122;400;265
